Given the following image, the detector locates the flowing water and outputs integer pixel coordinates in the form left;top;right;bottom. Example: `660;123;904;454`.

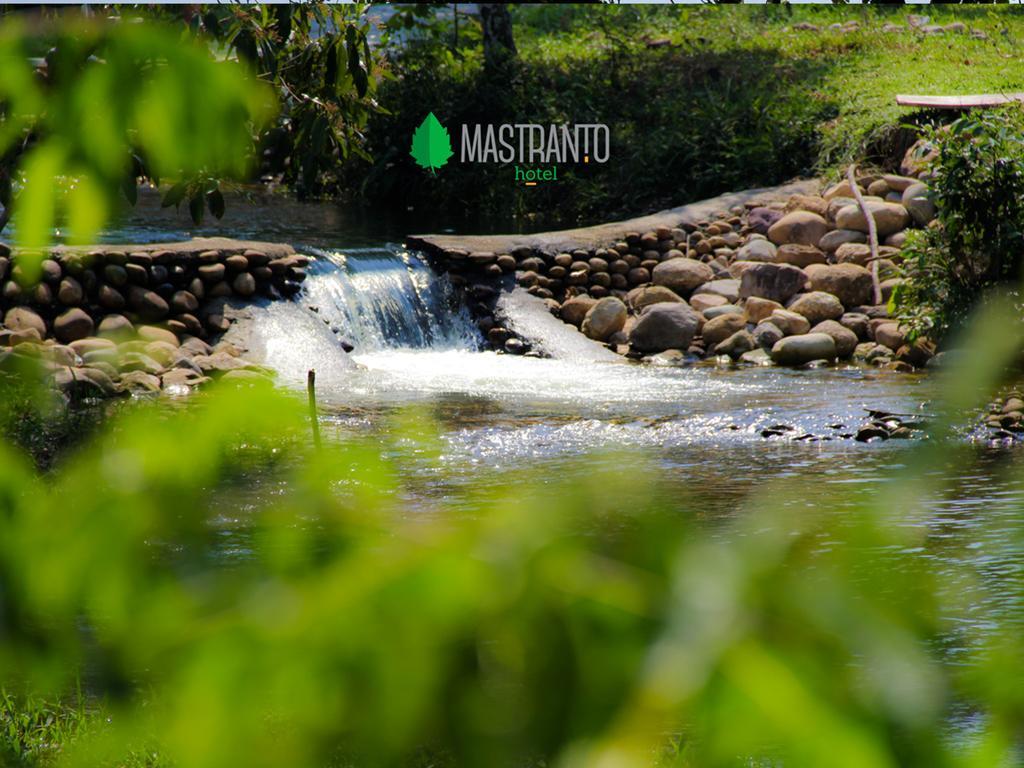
108;192;1024;660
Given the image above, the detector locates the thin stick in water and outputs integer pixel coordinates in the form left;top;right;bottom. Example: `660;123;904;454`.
307;368;322;450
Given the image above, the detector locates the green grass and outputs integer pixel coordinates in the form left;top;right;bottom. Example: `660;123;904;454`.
358;4;1024;227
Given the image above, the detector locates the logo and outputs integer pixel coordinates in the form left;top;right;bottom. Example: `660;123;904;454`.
410;112;454;174
410;113;610;185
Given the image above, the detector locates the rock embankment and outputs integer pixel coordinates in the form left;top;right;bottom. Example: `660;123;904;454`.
412;171;937;370
0;237;309;398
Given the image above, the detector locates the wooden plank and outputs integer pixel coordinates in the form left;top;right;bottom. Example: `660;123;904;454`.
896;93;1024;108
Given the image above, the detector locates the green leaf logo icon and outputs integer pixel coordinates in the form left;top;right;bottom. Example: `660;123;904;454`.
410;112;453;174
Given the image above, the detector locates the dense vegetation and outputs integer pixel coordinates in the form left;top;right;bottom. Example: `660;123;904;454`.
895;108;1024;342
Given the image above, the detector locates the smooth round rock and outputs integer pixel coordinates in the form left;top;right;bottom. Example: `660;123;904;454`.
628;303;702;353
770;332;837;365
53;308;94;343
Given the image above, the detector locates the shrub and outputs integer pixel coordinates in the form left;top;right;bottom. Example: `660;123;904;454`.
894;108;1024;341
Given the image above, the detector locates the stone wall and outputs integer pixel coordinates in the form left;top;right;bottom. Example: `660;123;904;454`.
0;237;309;397
412;171;939;371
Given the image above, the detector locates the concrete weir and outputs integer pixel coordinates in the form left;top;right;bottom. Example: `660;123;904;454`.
406;180;820;257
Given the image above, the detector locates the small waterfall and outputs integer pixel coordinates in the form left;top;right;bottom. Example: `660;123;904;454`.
302;247;481;352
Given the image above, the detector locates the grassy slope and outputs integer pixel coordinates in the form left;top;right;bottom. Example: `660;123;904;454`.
518;4;1024;174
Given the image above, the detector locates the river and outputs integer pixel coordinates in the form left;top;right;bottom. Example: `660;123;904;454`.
98;190;1024;665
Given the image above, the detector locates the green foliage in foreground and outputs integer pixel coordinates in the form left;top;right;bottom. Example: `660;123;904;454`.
1;305;1024;768
355;4;1024;226
895;107;1024;342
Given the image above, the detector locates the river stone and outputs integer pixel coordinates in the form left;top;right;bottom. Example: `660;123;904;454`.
810;319;858;358
98;284;126;310
582;297;627;341
232;272;257;297
753;321;784;350
874;322;906;351
701;313;747;348
736;238;777;262
819;229;867;253
784;194;829;219
53;308;94;343
739;263;807;304
119;370;162;394
651;258;713;296
881;174;917;192
775;244;827;268
834;201;911;237
702;304;744;320
98;314;134;341
69;337;115;357
689;293;727;313
787;291;844;324
805;264;873;308
747;207;784;235
626;285;682;312
771;333;837;366
767;211;829;247
743;296;783;324
713;329;756;360
138;326;180;347
694;279;740;303
57;276;84;306
768;309;811;336
4;307;46;337
127;286;169;321
897;337;936;368
560;295;598;326
823;179;863;201
901;182;936;226
171;290;199;314
628;303;701;353
839;312;870;340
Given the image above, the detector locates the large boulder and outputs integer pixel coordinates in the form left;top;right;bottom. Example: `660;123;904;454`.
770;333;837;365
701;313;747;348
767;211;829;247
53;308;94;343
787;291;844;325
810;319;858;358
626;285;682;312
736;238;778;263
559;295;598;327
901;182;936;226
651;258;713;296
738;263;808;304
628;303;701;353
834;201;911;237
581;297;627;341
805;264;874;308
